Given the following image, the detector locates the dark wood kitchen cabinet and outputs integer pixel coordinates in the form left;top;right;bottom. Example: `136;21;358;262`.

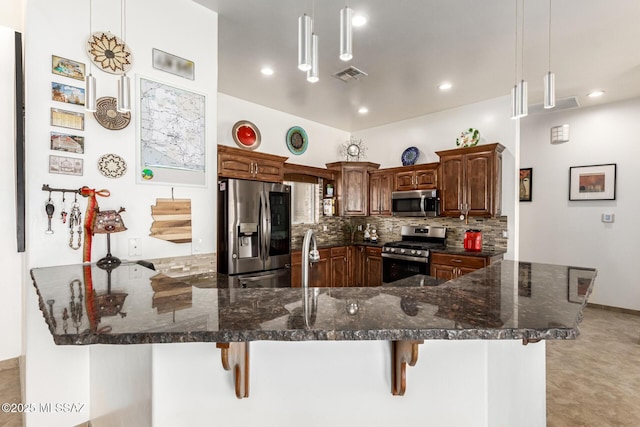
326;161;380;216
352;245;382;287
291;248;331;287
394;163;439;191
436;143;504;218
330;246;349;287
369;170;393;216
430;252;495;281
218;145;288;183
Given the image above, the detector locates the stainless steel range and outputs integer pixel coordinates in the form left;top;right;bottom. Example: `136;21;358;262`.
382;225;446;283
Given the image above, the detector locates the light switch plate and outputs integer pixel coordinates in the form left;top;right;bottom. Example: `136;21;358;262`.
601;213;615;223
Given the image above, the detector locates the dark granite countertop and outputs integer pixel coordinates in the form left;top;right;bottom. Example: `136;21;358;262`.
431;248;507;259
291;241;383;251
30;260;596;345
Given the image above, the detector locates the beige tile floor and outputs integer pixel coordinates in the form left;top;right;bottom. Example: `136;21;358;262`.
0;307;638;427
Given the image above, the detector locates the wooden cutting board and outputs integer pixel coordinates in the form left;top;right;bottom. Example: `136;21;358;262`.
149;198;192;243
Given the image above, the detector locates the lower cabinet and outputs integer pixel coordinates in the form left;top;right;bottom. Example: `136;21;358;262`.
291;249;331;288
430;252;492;281
291;245;382;287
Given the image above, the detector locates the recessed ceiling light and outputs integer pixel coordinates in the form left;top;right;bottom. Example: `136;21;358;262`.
358;107;369;114
587;90;605;98
352;14;367;27
438;82;453;91
260;67;274;76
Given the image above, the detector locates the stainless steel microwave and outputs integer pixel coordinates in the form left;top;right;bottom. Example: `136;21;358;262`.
391;189;440;217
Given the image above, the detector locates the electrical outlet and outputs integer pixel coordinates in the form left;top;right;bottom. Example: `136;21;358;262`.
502;230;509;239
192;238;202;254
323;225;328;232
128;238;141;256
601;213;615;223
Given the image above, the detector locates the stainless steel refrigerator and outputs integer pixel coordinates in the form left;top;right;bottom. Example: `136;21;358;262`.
217;178;291;288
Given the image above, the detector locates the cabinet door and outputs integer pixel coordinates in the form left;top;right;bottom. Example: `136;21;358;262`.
343;168;369;216
347;246;357;286
394;171;415;191
354;246;366;286
466;152;492;216
218;153;255;180
431;263;455;281
330;247;348;287
309;248;331;287
439;155;464;216
291;251;302;287
370;172;393;215
365;247;382;287
254;158;284;183
415;168;437;189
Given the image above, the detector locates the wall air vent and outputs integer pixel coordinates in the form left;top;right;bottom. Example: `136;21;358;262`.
332;66;368;83
529;96;581;115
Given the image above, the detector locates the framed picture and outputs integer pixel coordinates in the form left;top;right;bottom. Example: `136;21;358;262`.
519;168;532;202
568;267;596;303
152;48;195;80
569;163;616;201
49;155;83;176
51;82;85;106
50;131;84;154
51;55;85;81
51;108;84;130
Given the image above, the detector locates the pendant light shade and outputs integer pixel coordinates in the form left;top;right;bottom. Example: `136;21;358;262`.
339;6;353;61
544;71;555;109
85;74;97;112
307;34;319;83
518;80;528;117
511;85;519;120
117;74;131;112
298;14;313;71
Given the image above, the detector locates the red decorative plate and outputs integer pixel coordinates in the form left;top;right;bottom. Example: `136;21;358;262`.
232;120;261;150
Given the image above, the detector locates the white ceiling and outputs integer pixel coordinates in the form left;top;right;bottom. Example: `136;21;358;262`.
197;0;640;131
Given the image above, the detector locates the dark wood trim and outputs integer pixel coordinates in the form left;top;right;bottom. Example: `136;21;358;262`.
14;31;25;253
435;142;505;158
283;162;335;180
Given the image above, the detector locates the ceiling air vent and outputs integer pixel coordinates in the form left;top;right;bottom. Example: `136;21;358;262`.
529;96;581;115
332;66;368;83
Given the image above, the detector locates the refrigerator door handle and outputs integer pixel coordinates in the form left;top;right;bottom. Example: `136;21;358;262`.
264;189;272;261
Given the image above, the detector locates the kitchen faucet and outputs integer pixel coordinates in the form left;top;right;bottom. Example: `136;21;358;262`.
301;229;320;327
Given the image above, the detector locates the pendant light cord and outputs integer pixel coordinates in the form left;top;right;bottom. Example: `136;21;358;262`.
520;0;525;81
121;0;126;42
88;0;93;75
548;0;552;71
514;0;518;84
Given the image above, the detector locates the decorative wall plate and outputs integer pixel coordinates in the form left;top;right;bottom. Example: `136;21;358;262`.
94;97;131;130
286;126;308;155
232;120;261;150
98;153;127;178
456;128;480;148
86;32;133;75
401;146;419;166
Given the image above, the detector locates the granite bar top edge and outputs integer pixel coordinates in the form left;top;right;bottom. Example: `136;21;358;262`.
47;326;580;346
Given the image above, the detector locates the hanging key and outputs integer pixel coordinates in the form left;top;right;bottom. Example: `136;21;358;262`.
45;199;55;234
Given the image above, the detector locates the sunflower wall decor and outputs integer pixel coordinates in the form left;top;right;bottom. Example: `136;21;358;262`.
86;31;133;75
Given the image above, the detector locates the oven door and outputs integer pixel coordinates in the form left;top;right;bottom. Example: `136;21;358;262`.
382;253;430;284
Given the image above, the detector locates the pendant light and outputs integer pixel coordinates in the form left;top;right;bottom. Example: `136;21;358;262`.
84;0;97;112
544;0;556;109
116;0;131;113
307;33;319;82
510;0;519;119
298;14;313;71
510;0;528;119
339;6;353;61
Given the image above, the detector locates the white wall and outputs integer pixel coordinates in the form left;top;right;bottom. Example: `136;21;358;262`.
0;0;23;32
218;92;351;168
23;0;218;425
0;25;24;361
520;98;640;311
353;96;519;259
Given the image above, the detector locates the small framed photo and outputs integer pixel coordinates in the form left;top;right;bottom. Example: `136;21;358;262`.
569;163;616;201
152;48;195;80
568;267;596;303
49;155;83;176
51;108;84;131
51;82;85;106
51;55;86;81
50;131;84;154
519;168;532;202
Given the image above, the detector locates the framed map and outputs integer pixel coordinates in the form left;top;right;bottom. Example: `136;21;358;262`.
138;76;206;185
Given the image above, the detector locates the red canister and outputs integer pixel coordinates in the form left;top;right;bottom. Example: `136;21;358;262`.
464;230;483;252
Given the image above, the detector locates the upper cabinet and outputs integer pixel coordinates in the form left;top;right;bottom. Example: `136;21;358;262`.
326;161;380;216
369;170;394;216
436;143;504;218
393;163;438;191
218;145;288;183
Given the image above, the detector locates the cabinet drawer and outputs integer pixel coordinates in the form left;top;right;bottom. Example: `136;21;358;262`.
430;253;487;269
365;246;382;257
331;246;347;257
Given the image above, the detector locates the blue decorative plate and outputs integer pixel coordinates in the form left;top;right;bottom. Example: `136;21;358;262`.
401;146;419;166
286;126;308;155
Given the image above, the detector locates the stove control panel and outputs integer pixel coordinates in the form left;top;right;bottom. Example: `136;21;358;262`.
383;246;429;258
